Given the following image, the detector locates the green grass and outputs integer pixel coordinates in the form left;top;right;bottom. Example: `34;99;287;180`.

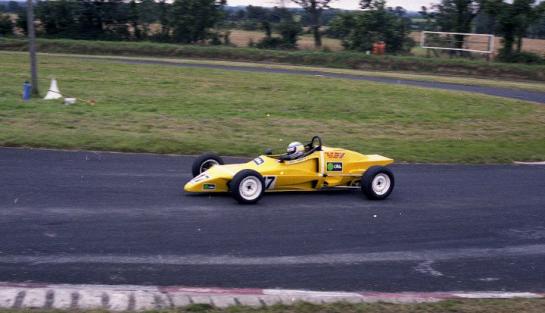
13;52;545;93
2;299;545;313
1;38;545;81
1;52;545;163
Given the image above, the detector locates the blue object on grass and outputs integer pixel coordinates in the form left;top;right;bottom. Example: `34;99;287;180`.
23;81;32;101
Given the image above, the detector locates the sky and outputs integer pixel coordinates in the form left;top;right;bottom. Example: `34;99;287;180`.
226;0;435;11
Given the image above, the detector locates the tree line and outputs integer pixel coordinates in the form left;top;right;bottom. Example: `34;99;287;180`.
0;0;227;43
0;0;416;53
0;0;544;61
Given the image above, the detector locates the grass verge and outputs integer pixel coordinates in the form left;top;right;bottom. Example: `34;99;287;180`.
2;299;545;313
1;52;545;163
1;38;544;82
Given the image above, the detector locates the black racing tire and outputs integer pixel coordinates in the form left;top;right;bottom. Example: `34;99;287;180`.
229;170;265;204
191;153;224;177
361;166;395;200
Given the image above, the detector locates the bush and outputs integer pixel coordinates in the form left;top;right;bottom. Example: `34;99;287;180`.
223;30;232;46
0;13;13;36
497;51;545;65
254;17;302;50
255;37;285;49
208;32;222;45
276;18;302;49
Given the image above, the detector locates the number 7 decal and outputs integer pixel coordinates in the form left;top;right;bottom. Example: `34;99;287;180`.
264;176;277;190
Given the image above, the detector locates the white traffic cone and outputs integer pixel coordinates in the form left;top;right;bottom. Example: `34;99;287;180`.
44;78;63;100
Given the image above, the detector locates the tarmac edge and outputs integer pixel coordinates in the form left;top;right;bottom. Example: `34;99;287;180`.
0;282;543;310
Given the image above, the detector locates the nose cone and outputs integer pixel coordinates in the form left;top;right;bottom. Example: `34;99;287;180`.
184;180;197;192
184;167;230;193
184;172;202;192
184;171;218;192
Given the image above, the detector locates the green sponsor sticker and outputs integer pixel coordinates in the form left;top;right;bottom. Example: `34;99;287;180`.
327;162;343;172
203;183;216;190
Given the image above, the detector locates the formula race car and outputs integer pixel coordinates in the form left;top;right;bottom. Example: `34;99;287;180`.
184;136;395;204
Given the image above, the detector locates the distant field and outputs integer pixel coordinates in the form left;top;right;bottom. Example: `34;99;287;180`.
1;52;544;163
228;29;344;51
518;37;545;55
230;29;545;56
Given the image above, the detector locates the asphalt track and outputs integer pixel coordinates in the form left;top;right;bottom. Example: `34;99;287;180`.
1;148;545;292
79;55;545;104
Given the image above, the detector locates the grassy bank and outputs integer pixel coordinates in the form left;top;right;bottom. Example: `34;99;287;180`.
1;38;545;81
1;52;545;163
2;299;545;313
9;52;545;92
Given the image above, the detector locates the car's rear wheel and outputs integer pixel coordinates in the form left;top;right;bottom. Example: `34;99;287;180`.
230;170;265;204
361;166;395;200
191;153;224;177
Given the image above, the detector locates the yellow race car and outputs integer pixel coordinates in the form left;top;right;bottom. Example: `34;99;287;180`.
184;136;395;204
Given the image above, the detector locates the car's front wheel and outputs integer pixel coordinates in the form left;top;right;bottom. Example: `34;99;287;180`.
361;166;395;200
230;170;265;204
191;153;225;177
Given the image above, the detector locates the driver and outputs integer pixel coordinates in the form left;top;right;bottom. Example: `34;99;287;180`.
279;141;305;161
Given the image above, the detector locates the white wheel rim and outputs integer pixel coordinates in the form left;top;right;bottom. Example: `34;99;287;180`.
200;159;219;173
239;176;263;201
372;173;391;196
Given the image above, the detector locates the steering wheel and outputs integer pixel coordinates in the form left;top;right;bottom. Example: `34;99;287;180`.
310;136;322;150
305;136;322;154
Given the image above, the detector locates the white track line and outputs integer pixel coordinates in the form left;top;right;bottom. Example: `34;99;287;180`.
1;244;544;265
514;161;545;165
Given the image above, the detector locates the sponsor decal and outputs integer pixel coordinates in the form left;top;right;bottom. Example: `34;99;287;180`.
191;173;210;183
326;162;343;172
254;157;265;165
203;183;216;190
325;152;345;159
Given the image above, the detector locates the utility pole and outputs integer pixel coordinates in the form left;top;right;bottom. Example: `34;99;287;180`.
27;0;38;96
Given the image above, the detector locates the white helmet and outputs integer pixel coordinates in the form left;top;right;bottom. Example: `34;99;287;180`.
287;141;305;158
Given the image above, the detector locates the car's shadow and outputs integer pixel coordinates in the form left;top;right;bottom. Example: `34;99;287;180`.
185;189;359;199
